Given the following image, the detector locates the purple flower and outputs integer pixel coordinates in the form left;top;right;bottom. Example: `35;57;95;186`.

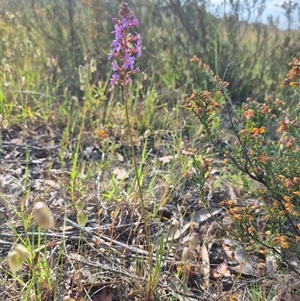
123;54;135;70
125;77;132;85
132;32;142;57
112;62;119;71
107;50;114;60
120;18;130;30
137;48;142;58
111;24;123;40
110;39;121;53
112;18;118;24
135;44;142;58
110;73;119;86
135;32;142;46
132;18;139;27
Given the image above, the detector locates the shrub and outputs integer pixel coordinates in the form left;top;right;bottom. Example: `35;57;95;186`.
185;56;300;273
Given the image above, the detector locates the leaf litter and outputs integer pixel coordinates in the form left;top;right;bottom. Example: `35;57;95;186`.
0;120;299;300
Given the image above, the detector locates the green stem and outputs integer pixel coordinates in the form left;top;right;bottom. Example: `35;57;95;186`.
123;79;153;299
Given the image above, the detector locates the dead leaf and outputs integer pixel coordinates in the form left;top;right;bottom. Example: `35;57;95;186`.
271;295;281;301
223;238;255;276
10;138;23;145
98;287;113;301
201;244;210;290
173;222;192;242
212;262;231;278
44;179;61;190
112;168;128;180
158;154;178;165
194;208;223;224
265;255;277;276
117;153;124;162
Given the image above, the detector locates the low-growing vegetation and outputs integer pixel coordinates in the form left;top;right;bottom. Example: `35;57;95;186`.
0;0;299;300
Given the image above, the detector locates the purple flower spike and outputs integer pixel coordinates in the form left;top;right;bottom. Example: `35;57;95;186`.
108;2;142;86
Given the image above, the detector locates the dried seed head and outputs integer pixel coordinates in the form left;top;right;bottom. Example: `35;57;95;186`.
7;244;31;272
15;244;31;260
75;199;85;211
77;210;88;227
8;250;23;271
182;247;190;262
188;231;199;251
33;201;54;229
